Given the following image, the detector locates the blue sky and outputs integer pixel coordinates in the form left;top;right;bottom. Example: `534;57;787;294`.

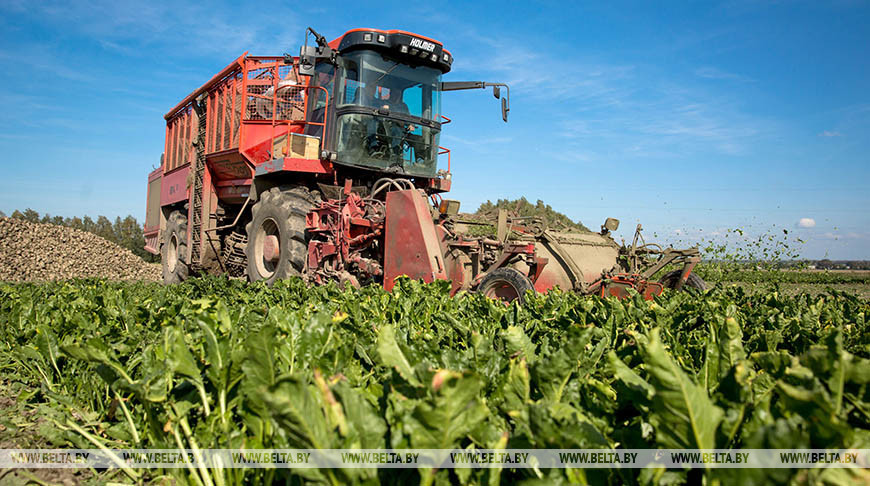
1;1;868;259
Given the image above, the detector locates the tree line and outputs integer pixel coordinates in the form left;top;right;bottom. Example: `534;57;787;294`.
475;197;591;232
0;209;157;262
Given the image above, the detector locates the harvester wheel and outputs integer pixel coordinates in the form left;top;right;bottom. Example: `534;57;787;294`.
162;211;189;284
478;268;535;304
245;186;317;284
660;270;707;293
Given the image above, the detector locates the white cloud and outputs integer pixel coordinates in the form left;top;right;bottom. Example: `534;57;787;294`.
1;0;301;58
797;218;816;228
818;130;843;137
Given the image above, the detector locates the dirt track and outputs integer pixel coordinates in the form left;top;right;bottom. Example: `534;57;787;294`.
0;217;160;282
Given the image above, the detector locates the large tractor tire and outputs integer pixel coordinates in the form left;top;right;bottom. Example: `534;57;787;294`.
478;267;535;305
245;186;318;284
660;269;707;293
162;211;189;284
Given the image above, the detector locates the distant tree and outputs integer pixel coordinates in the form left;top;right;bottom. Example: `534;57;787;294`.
117;215;153;261
16;208;40;223
475;197;590;232
0;209;5;217
65;217;80;230
82;216;95;233
94;216;114;242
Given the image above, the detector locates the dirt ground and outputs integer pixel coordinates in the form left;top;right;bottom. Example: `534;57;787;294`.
0;381;109;486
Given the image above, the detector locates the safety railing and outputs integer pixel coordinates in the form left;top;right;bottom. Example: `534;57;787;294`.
271;86;329;158
206;69;244;154
240;57;330;160
438;146;451;173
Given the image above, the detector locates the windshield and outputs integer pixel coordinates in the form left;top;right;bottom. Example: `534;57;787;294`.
334;114;439;177
333;50;443;178
337;51;442;121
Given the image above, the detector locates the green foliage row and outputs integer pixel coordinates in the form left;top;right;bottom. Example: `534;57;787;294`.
1;278;869;485
4;208;156;262
697;267;870;285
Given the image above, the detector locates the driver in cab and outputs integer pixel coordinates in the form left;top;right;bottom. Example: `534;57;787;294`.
362;83;416;162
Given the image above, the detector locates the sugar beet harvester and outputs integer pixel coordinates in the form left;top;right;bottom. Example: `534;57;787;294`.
144;27;704;302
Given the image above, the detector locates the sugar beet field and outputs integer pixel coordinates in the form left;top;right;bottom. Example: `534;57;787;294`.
1;272;870;485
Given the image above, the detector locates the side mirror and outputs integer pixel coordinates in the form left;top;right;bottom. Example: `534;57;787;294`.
298;45;316;77
492;86;500;99
604;217;620;232
501;97;509;122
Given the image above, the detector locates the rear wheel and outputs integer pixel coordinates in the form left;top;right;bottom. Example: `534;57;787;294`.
245;186;317;284
162;211;189;284
478;267;535;304
660;269;707;293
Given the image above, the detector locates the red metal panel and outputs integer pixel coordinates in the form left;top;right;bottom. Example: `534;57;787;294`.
214;178;253;187
144;167;163;233
382;189;448;290
172;118;180;169
220;87;226;151
208;91;217;153
163;124;170;173
144;166;162;255
215;184;250;204
230;76;238;148
224;82;232;149
186;110;193;165
254;157;332;176
177;113;184;167
160;166;190;206
179;116;185;167
207;150;253;180
175;117;182;168
597;276;664;301
239;68;247;150
214;87;224;151
144;233;159;255
170;118;176;169
166;120;175;171
242;123;291;163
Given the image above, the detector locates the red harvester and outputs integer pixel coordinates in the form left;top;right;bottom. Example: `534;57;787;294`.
145;27;703;302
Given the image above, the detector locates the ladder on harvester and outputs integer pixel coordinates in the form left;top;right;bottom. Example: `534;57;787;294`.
190;97;207;270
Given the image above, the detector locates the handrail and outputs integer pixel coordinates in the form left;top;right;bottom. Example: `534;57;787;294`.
438;146;451;173
270;85;329;158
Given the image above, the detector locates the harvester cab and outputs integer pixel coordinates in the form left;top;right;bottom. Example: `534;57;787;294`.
294;27;508;179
